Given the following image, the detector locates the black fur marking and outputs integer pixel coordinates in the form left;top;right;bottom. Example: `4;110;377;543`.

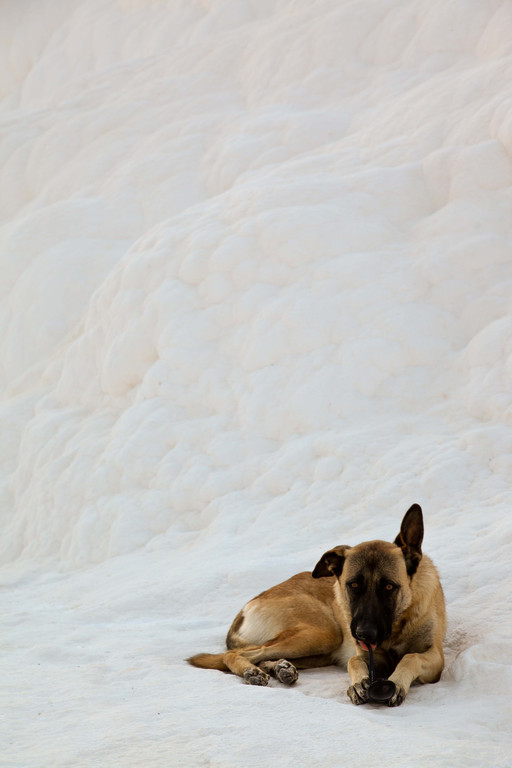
312;545;351;578
394;504;423;576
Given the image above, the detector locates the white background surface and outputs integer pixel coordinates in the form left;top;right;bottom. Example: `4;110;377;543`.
1;1;512;765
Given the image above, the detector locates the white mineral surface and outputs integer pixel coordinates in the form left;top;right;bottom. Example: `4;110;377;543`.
1;1;511;766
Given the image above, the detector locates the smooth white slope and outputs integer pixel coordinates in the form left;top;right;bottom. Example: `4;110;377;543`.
1;1;512;766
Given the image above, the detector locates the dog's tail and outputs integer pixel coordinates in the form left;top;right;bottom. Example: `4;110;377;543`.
187;652;228;672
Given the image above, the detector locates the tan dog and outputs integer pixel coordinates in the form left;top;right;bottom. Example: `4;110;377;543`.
188;504;446;706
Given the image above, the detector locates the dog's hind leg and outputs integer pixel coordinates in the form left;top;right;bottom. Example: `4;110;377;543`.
224;624;339;685
223;645;271;685
259;659;299;685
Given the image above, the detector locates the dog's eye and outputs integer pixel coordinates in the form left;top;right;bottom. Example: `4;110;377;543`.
349;581;359;590
385;583;395;591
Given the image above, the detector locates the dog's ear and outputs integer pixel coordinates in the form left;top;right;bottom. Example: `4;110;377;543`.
312;545;351;578
394;503;424;576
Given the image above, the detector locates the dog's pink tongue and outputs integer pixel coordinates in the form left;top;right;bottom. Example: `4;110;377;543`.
359;641;377;651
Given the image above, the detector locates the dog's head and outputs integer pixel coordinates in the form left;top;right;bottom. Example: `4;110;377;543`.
312;504;424;650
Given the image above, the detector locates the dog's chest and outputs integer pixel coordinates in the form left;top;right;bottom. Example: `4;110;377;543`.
331;635;356;667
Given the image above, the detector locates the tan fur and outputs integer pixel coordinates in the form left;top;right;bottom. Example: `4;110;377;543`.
188;506;446;706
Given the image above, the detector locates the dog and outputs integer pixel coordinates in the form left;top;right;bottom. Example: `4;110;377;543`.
188;504;446;706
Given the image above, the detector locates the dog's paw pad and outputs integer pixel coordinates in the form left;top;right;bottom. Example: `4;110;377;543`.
275;659;298;685
387;685;406;707
243;669;270;686
347;678;370;705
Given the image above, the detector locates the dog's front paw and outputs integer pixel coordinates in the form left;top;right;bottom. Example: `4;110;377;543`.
347;677;370;705
386;684;406;707
243;668;270;686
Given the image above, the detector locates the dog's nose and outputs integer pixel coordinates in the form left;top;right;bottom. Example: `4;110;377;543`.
355;626;378;645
